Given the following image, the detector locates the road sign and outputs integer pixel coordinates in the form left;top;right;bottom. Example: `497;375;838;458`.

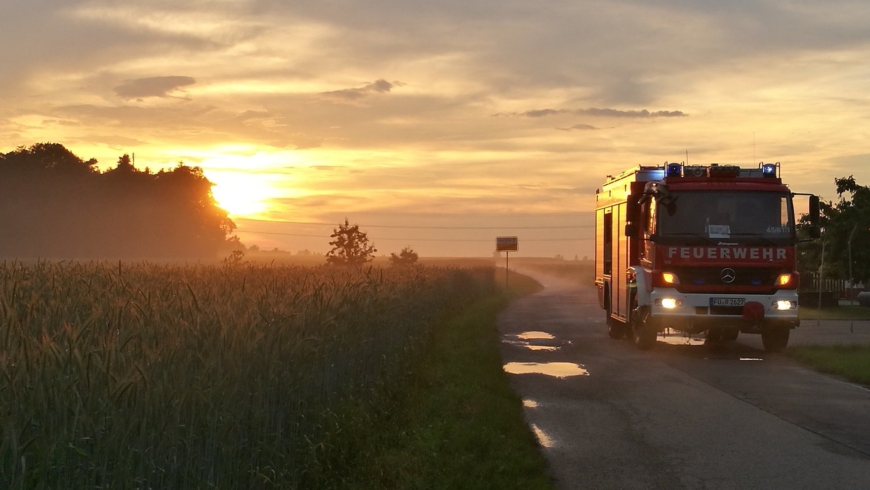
496;236;518;251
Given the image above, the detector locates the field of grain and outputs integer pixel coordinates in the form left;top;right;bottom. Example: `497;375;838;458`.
0;260;497;488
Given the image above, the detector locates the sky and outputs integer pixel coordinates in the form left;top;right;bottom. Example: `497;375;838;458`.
3;0;870;258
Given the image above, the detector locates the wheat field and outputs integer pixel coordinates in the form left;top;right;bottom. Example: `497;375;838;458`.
0;260;496;488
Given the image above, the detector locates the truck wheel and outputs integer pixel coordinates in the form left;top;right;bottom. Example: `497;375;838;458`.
761;327;790;353
630;300;656;350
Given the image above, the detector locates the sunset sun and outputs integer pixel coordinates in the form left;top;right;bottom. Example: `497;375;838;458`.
209;171;276;217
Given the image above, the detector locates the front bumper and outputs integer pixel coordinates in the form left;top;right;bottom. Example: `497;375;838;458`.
648;288;799;333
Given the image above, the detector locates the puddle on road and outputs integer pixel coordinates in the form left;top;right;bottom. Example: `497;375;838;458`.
739;357;763;361
523;399;539;408
503;339;561;351
503;362;589;378
530;424;555;448
516;331;555;340
503;331;562;351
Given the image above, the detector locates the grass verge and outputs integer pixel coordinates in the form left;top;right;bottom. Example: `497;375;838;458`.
787;345;870;386
799;305;870;320
337;273;551;489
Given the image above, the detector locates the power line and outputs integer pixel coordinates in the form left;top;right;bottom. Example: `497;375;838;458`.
236;211;589;217
233;217;593;230
235;229;593;242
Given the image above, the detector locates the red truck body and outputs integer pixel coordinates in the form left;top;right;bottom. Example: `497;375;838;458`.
594;162;817;351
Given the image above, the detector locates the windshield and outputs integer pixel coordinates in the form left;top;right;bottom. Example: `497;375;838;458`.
656;191;793;242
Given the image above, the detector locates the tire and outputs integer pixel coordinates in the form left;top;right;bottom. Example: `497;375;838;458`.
630;297;656;350
722;328;739;342
761;327;790;353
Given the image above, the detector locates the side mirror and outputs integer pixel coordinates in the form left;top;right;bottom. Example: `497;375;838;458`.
809;195;820;224
809;195;821;239
625;223;637;236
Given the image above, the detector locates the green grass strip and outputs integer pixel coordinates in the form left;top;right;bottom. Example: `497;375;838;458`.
799;305;870;320
345;283;551;489
788;344;870;386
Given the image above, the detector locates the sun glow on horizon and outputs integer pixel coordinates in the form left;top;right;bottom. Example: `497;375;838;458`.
209;170;284;218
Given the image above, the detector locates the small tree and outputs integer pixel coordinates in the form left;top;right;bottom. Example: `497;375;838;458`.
326;218;377;266
389;246;419;267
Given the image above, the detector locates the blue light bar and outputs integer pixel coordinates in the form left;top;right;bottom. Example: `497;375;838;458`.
666;163;682;178
762;163;777;177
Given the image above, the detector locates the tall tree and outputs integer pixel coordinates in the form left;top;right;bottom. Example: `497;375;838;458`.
326;219;376;266
797;176;870;284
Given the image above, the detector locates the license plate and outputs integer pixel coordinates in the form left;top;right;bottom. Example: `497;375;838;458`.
710;297;745;307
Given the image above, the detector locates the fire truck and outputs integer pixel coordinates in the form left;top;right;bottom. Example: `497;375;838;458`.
594;162;819;351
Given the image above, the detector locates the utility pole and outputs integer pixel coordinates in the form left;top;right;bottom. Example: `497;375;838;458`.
817;238;825;326
505;250;510;289
849;224;857;333
848;224;857;306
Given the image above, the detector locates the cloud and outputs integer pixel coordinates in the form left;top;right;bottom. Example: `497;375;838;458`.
114;76;196;99
319;79;401;102
524;109;568;117
495;107;687;118
556;124;598;131
76;134;148;147
577;108;686;118
233;110;271;122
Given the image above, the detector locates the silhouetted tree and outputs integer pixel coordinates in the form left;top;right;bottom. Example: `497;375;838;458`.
326;219;376;266
1;142;97;176
389;246;419;267
0;143;237;258
797;176;870;283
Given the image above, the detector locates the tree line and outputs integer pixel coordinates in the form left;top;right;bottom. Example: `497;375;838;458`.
0;143;238;259
798;176;870;286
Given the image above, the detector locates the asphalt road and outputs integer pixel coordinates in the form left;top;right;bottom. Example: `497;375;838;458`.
498;271;870;490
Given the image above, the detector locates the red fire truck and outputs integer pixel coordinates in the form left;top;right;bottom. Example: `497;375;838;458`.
594;162;819;351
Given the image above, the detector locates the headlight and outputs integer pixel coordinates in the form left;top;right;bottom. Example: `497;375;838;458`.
659;298;681;309
773;300;796;310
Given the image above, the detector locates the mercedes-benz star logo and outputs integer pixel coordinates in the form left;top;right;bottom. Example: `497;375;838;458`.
720;268;736;284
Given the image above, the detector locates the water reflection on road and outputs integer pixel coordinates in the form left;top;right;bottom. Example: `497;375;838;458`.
503;331;566;352
503;361;590;378
516;331;555;340
530;423;555;448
